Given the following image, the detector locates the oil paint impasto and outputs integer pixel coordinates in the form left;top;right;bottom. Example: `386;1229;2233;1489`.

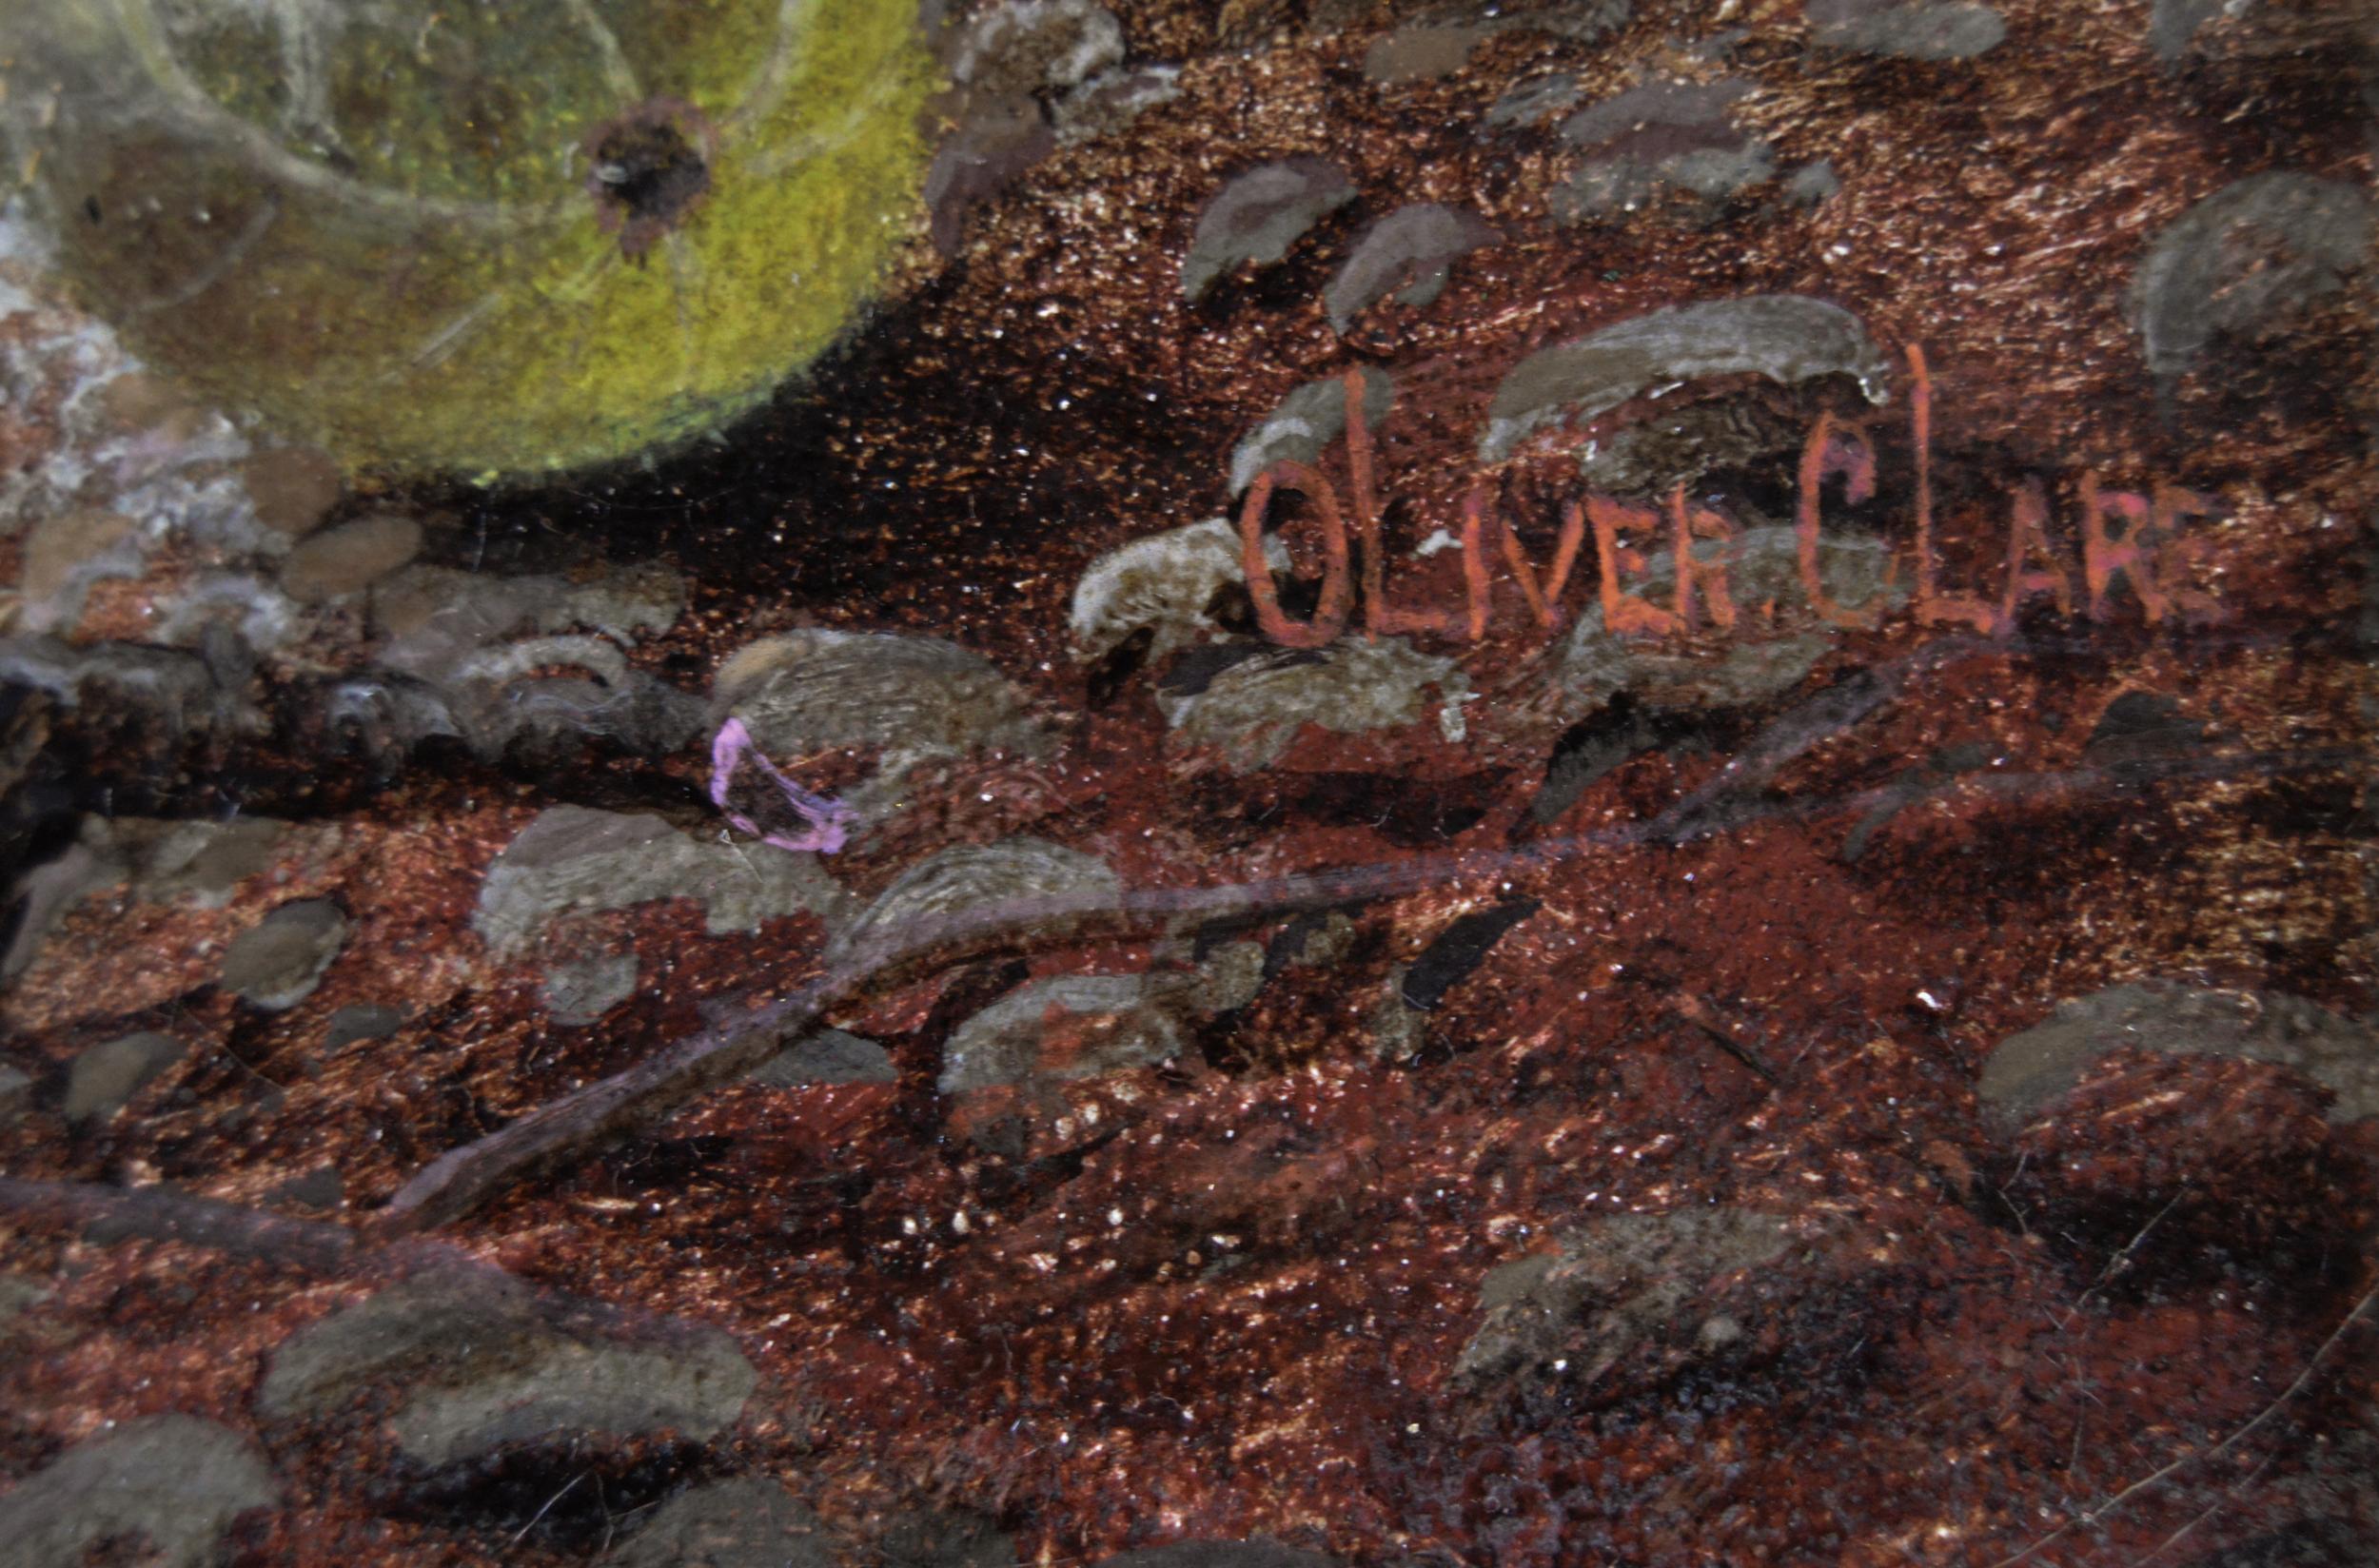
0;4;2373;1566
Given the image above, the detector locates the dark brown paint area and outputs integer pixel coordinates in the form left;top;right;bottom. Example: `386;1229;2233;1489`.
3;1;2376;1566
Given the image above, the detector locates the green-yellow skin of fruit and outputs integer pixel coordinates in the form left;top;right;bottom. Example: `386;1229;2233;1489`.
2;0;940;480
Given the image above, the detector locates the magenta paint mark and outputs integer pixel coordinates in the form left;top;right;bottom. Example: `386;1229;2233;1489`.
709;717;855;854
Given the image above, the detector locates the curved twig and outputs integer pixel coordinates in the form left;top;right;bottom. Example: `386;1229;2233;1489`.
372;723;2364;1235
0;1174;359;1272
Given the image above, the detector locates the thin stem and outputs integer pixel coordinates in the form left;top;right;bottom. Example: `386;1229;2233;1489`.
372;716;2360;1235
1984;1283;2378;1568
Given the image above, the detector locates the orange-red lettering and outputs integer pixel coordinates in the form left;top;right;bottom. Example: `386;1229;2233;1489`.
1796;411;1882;629
1995;476;2073;634
2152;482;2226;622
1590;497;1681;637
1907;344;1995;633
1343;368;1450;636
1239;459;1352;648
2080;473;2169;622
1460;487;1493;639
1670;484;1740;634
1488;493;1586;634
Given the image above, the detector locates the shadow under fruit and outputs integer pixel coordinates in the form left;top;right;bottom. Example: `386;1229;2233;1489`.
0;0;939;479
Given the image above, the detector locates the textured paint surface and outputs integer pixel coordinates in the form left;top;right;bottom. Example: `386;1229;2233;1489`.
0;1;2373;1565
0;0;940;477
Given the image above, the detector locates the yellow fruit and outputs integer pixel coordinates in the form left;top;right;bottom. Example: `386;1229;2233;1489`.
0;0;940;479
